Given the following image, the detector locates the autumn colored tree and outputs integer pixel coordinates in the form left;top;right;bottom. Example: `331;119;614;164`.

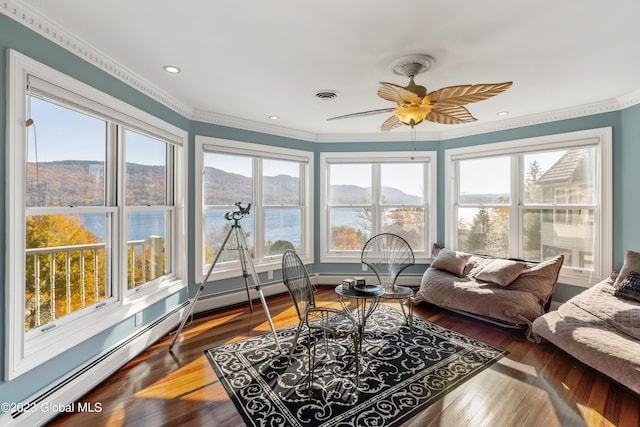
383;207;424;249
331;225;368;250
25;214;106;331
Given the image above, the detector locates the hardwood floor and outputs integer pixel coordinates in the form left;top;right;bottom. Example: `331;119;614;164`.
47;288;640;427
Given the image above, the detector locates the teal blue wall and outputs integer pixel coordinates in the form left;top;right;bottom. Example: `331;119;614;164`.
2;10;640;405
0;13;191;404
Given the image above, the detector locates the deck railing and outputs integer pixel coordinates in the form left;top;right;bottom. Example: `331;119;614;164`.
25;236;164;331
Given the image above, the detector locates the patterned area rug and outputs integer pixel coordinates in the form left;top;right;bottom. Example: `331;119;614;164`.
205;304;506;427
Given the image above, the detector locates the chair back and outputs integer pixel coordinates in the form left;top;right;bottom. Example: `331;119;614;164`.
282;250;315;322
361;233;415;292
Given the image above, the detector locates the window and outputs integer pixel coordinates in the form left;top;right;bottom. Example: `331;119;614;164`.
6;50;187;379
320;151;437;263
195;136;313;280
124;130;174;289
445;128;612;286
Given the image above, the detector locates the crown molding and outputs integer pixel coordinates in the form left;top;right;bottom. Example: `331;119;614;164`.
616;88;640;110
193;95;634;144
4;0;640;144
318;95;636;142
436;97;624;141
1;0;193;119
191;110;318;142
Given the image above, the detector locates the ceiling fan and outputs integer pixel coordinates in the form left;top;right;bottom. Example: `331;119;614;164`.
328;54;513;131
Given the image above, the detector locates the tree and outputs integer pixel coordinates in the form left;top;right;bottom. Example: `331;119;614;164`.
330;225;368;250
463;206;509;257
25;215;105;330
525;160;544;203
266;239;295;255
205;223;253;263
464;208;493;253
383;207;424;249
523;160;544;259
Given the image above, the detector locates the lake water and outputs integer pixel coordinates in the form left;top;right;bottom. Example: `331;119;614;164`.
83;208;364;248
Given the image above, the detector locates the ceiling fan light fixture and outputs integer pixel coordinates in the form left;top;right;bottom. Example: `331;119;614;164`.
327;53;512;132
394;104;432;127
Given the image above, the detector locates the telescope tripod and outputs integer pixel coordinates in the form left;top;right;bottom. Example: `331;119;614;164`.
169;219;281;351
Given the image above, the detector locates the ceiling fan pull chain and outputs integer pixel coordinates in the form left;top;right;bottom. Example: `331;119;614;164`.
411;126;416;160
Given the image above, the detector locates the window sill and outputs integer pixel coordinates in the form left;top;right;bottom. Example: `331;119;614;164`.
10;280;186;380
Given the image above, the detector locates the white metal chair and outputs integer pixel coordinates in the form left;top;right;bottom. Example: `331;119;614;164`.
281;249;360;392
361;233;415;334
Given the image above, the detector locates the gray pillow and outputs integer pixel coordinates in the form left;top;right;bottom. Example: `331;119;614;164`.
431;248;471;276
473;258;527;286
508;255;564;303
614;250;640;288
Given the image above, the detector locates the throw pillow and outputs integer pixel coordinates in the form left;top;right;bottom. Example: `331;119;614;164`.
430;248;471;276
431;243;444;259
466;256;493;277
508;254;564;303
614;250;640;288
473;258;527;287
614;271;640;303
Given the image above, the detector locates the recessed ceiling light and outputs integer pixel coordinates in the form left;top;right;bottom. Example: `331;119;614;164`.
269;115;279;120
497;111;509;116
163;65;181;74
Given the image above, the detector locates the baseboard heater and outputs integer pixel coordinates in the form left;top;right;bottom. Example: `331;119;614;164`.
3;301;189;426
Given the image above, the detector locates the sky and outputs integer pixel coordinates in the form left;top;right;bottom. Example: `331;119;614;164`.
459;151;565;195
26;96;166;166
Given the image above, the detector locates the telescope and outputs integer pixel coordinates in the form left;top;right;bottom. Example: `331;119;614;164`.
170;201;280;351
224;202;252;222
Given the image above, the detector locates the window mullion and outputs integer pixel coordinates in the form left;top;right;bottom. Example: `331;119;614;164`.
372;164;381;235
253;158;264;262
114;124;125;299
510;155;520;258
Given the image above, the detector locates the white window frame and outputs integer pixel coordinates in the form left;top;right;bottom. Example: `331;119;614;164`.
194;136;314;281
5;49;188;379
444;127;612;287
320;151;438;263
121;128;177;293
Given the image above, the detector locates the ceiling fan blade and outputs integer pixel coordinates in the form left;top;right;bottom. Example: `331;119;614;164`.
380;115;402;132
378;82;422;103
428;81;513;107
427;105;477;124
327;107;394;121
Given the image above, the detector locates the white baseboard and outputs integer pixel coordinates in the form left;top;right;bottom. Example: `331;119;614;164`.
0;302;188;427
193;282;288;313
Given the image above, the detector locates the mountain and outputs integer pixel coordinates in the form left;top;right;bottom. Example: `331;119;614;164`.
26;161;426;207
329;185;423;204
26;160;166;207
459;193;510;204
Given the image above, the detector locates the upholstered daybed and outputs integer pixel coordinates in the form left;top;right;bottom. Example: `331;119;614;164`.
532;250;640;394
413;246;564;334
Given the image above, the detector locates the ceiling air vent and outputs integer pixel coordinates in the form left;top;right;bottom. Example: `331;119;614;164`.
315;89;340;101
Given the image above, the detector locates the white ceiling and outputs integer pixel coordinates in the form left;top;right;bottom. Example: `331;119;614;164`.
13;0;640;141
